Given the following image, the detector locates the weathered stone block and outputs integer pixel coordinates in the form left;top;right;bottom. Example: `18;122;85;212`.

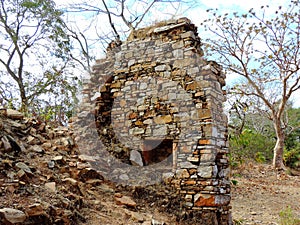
129;127;145;135
176;169;190;179
197;165;213;178
153;115;172;124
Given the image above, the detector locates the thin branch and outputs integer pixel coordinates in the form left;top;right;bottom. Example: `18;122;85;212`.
102;0;120;39
134;0;157;29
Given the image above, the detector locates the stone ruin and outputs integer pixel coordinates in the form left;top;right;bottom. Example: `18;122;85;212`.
74;18;232;224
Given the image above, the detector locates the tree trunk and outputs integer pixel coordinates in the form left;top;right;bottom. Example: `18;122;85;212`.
273;120;285;170
20;87;28;114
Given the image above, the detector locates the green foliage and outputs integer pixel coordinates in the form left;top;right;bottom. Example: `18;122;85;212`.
21;0;40;8
285;108;300;148
231;179;238;186
255;151;266;163
230;129;275;165
284;107;300;168
283;146;300;169
202;0;300;168
0;0;79;120
233;218;245;225
279;206;300;225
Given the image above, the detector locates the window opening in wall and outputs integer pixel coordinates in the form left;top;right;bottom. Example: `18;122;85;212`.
142;139;173;166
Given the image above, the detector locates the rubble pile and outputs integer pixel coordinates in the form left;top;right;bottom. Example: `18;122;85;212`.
0;109;180;225
0;108;92;224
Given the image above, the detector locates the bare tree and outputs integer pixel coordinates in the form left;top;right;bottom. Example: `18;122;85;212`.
66;23;94;74
66;0;196;42
0;0;73;113
201;1;300;169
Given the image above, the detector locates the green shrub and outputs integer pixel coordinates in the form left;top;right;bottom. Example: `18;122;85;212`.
233;218;245;225
283;145;300;169
255;151;266;163
279;206;300;225
229;129;274;165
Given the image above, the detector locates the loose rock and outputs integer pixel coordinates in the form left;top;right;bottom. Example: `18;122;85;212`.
45;182;56;192
115;195;137;207
0;208;27;224
6;109;24;120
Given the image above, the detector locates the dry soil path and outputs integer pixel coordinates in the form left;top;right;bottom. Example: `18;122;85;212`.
231;164;300;225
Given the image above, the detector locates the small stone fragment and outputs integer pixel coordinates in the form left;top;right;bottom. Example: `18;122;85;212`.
61;137;74;147
130;150;143;166
115;195;137;207
27;136;38;145
151;219;166;225
41;142;52;149
52;155;64;162
78;168;104;182
0;208;27;224
62;178;78;186
17;169;27;179
31;145;44;153
25;204;45;217
6;109;24;120
78;154;97;162
130;211;144;222
76;162;90;169
153;115;172;124
176;169;190;179
119;173;129;181
6;135;21;153
15;162;32;174
47;160;55;169
98;184;114;193
1;136;12;151
45;182;56;192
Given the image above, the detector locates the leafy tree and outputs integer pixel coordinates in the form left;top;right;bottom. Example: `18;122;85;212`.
201;0;300;169
0;0;76;115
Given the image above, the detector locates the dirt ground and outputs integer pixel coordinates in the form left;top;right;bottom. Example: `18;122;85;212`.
84;163;300;225
231;163;300;225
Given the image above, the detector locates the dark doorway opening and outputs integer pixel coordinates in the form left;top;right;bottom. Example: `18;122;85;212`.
142;139;173;166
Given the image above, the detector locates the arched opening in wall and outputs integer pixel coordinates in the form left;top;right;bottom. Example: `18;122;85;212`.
142;139;173;166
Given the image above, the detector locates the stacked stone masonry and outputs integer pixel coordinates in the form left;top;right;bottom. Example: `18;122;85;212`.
75;17;232;224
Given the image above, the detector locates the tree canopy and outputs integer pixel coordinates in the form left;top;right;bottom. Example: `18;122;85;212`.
201;0;300;169
0;0;77;119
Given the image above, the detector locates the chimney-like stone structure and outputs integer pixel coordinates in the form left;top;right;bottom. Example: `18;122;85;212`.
74;18;231;224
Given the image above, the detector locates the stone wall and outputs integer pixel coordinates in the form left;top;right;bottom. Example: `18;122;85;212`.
73;18;231;224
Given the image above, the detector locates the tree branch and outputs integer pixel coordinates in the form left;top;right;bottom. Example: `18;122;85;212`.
102;0;120;39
